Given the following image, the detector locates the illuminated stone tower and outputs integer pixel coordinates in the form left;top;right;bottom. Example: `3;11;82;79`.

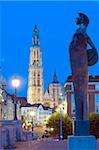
27;25;44;104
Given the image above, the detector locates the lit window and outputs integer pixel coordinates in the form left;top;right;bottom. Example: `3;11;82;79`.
95;84;99;91
71;94;75;114
95;94;99;113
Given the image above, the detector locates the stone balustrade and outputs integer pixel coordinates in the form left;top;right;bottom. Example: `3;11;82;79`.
0;120;34;148
2;128;8;147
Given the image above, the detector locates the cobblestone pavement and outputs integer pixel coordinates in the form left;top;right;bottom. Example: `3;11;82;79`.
15;140;67;150
5;139;99;150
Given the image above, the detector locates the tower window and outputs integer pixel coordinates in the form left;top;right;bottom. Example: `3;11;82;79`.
37;51;39;58
38;88;40;94
38;80;40;86
38;72;40;78
34;51;36;57
34;72;36;85
34;72;35;77
32;60;36;66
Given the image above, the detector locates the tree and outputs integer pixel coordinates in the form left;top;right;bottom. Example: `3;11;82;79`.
90;112;99;139
46;112;73;139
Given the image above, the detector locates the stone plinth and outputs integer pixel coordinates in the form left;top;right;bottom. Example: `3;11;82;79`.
0;121;16;145
74;120;90;136
2;128;8;147
13;120;33;141
13;120;23;141
0;123;3;150
68;136;96;150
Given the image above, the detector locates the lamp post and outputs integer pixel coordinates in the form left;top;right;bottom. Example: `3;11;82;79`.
12;76;20;120
30;110;35;132
59;105;63;140
57;92;67;140
58;93;63;140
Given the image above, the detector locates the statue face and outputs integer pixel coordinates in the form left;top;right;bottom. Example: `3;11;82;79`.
75;17;81;25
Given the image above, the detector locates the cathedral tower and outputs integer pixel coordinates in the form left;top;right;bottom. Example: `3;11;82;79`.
27;25;44;104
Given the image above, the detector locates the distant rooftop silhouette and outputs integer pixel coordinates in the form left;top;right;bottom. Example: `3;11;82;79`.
66;75;99;82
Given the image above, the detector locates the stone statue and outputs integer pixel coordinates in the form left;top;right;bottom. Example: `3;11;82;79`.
69;13;98;135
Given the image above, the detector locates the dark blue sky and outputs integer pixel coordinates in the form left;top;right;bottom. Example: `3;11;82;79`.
0;1;99;96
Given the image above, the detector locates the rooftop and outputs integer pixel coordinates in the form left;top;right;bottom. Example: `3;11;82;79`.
21;103;52;110
66;75;99;82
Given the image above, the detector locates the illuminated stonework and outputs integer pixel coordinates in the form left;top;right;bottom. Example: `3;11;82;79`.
27;25;44;104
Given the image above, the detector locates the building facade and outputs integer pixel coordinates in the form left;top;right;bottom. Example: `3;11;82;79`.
48;72;64;108
0;79;28;122
27;25;44;104
0;88;21;120
64;75;99;117
21;103;52;126
43;90;53;107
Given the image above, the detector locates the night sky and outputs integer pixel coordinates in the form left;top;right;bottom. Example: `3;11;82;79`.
0;1;99;97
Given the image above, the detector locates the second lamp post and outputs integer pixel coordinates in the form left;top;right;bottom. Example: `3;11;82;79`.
12;76;20;120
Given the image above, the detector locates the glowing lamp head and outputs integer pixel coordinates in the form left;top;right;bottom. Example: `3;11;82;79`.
50;128;54;132
12;76;20;89
30;110;35;117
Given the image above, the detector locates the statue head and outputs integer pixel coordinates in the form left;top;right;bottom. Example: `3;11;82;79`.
75;13;89;27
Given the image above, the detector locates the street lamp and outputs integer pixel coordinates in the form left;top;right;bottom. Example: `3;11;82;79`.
56;104;63;140
12;76;20;120
58;92;65;140
30;110;35;132
59;101;67;141
59;104;63;140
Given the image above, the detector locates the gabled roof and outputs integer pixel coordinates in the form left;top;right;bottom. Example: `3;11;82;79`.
21;103;52;110
1;88;27;105
15;97;27;106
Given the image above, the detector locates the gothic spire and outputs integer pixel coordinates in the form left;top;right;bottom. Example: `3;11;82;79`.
34;24;38;33
53;71;57;81
52;71;59;84
32;24;40;47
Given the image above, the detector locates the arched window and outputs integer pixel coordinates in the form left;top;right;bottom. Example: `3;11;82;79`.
38;88;40;94
37;51;39;58
34;51;36;58
34;72;35;77
38;80;40;86
38;72;40;78
34;72;36;85
37;72;40;86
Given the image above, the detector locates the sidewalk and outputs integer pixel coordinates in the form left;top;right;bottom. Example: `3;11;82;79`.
12;139;99;150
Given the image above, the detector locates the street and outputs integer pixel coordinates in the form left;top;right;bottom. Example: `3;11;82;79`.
5;139;98;150
14;140;67;150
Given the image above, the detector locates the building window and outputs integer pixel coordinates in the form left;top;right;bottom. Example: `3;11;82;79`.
34;72;35;77
53;89;55;96
38;72;40;79
37;51;39;58
34;51;36;57
33;72;36;85
95;94;99;113
38;88;40;94
95;84;99;91
38;80;40;86
71;94;75;114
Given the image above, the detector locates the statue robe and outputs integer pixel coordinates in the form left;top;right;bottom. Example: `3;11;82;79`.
69;28;89;120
